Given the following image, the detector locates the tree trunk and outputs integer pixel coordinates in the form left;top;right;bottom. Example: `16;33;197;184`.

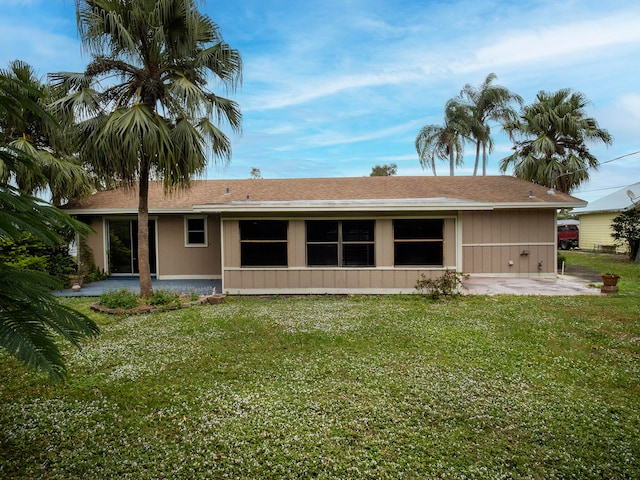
473;141;480;176
449;150;455;176
137;160;153;298
482;142;488;176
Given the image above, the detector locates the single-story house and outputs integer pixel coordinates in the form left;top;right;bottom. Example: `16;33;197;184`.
572;181;640;253
64;175;586;294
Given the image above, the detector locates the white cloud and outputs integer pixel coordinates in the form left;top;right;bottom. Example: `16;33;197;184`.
470;12;640;72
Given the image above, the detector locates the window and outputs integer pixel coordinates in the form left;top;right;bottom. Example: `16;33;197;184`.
240;220;288;266
393;219;443;266
185;217;207;246
306;220;375;267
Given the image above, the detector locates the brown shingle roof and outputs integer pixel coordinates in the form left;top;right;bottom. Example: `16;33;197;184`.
64;176;585;212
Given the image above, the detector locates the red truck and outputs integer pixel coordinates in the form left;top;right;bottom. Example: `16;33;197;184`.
557;221;579;250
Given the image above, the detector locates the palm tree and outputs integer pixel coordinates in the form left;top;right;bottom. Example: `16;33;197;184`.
500;89;611;194
416;99;469;176
0;61;94;206
50;0;242;297
459;73;522;176
0;71;99;382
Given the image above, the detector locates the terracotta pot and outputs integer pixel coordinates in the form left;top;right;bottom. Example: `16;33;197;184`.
601;274;620;293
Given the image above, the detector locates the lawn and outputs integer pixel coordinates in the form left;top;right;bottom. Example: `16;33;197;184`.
1;256;639;479
561;250;640;292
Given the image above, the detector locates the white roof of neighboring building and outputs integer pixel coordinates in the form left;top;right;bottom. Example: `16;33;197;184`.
573;182;640;215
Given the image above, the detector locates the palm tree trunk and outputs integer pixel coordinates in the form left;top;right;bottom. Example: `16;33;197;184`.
482;142;488;176
473;141;480;176
137;159;153;298
449;150;455;176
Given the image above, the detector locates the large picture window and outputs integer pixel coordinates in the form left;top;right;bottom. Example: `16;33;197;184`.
393;219;443;266
240;220;288;267
306;220;375;267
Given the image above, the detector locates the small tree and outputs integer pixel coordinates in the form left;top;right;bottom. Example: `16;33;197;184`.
250;167;262;179
370;163;398;176
611;208;640;262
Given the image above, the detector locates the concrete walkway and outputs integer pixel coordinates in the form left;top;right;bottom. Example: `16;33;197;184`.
53;277;221;297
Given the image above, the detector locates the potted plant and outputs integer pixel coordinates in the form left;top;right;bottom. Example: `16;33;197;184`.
600;273;620;293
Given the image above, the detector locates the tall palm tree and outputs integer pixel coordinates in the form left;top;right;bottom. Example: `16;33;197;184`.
459;73;522;176
50;0;242;297
500;89;611;194
0;71;98;382
416;99;469;176
0;61;94;206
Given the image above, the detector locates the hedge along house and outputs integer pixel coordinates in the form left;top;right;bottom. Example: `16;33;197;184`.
64;176;586;294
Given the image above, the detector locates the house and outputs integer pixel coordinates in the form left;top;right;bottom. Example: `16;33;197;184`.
572;182;640;253
64;176;586;294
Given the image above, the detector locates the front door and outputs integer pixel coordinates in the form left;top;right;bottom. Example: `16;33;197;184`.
108;219;156;275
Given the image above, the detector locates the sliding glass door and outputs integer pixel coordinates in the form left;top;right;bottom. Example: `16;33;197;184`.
108;219;156;275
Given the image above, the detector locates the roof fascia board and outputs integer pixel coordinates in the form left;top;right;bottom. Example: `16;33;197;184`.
65;208;195;215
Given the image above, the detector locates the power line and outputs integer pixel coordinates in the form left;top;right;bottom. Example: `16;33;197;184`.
598;150;640;165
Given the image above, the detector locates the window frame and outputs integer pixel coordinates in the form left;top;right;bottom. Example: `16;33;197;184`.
239;220;289;267
393;219;444;267
306;220;375;267
184;216;208;247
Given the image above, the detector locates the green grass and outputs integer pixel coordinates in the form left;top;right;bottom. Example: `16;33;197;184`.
562;250;640;292
1;253;639;479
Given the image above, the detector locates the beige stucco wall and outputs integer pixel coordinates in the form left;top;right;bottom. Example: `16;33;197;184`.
577;212;624;252
77;214;222;278
461;209;556;276
79;217;106;273
156;215;221;278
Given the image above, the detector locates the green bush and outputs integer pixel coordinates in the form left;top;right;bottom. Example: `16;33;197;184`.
99;289;139;309
0;234;79;287
148;289;180;307
415;270;464;299
557;253;567;269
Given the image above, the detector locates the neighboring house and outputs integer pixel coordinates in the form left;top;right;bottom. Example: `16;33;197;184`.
572;182;640;253
64;176;585;294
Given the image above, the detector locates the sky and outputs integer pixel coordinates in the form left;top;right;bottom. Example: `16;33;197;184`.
1;0;639;202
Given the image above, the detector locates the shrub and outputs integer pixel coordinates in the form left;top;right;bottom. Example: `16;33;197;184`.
611;208;640;261
415;270;464;299
99;289;139;309
148;289;180;307
0;234;79;287
557;253;567;269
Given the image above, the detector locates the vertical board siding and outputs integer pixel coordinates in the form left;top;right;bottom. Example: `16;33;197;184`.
461;209;555;275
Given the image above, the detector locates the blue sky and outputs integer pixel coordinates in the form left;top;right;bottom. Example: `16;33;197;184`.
1;0;639;202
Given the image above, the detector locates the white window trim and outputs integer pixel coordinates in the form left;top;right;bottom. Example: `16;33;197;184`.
184;216;208;247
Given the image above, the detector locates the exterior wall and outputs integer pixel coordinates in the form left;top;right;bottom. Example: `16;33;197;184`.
155;215;221;279
461;209;556;277
222;216;459;294
79;217;106;273
578;212;624;252
77;214;222;279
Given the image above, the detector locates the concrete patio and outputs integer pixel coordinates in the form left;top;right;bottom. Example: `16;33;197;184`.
53;277;221;297
53;265;604;297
